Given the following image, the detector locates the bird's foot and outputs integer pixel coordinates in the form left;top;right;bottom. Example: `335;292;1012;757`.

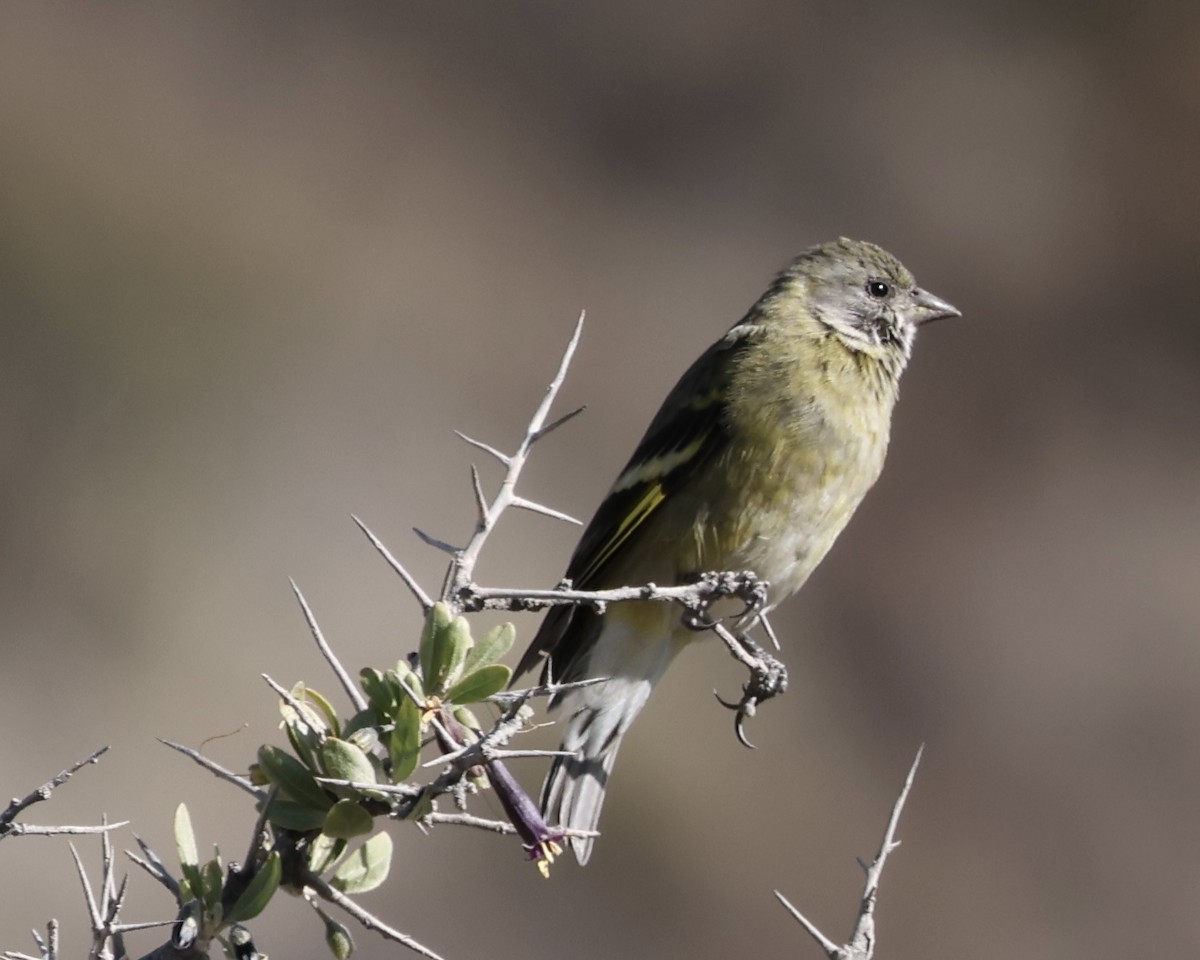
712;631;788;748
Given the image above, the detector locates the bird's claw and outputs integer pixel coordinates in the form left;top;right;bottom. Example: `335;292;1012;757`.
714;687;762;749
734;574;770;621
682;606;717;632
733;709;756;749
713;639;788;749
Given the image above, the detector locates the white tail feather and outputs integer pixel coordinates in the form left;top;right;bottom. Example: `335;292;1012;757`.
542;618;683;863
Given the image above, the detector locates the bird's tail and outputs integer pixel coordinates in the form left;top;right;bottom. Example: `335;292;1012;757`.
541;619;684;864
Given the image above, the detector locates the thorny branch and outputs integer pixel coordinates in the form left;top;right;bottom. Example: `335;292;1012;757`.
354;313;789;747
157;740;263;800
301;871;446;960
290;577;368;713
775;747;924;960
0;748;122;842
3;315;838;960
0;757;172;960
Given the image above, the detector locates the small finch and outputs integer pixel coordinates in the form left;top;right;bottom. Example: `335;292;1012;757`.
514;238;960;863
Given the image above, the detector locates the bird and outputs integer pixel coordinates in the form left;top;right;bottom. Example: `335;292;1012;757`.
513;237;960;864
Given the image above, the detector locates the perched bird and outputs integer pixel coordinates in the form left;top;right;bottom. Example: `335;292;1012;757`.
514;238;959;864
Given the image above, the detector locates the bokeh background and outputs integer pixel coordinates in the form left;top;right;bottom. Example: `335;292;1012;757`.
2;3;1198;957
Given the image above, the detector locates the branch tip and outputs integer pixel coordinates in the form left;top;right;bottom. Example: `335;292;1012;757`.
774;891;840;956
454;431;510;465
510;496;583;525
289;577;367;712
351;514;433;611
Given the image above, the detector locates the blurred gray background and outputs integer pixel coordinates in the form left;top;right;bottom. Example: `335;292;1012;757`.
2;2;1198;957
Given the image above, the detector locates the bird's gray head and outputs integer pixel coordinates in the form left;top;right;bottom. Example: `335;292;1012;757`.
786;237;960;363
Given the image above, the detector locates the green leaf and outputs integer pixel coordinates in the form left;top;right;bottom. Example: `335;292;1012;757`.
285;720;321;774
257;745;332;811
174;803;199;869
319;738;378;787
437;615;473;692
192;856;219;908
281;694;328;772
453;705;481;732
323;799;374;840
446;663;512;704
464;621;515;673
225;851;281;923
324;915;355;960
390;661;424;704
389;694;422;781
263;799;328;832
299;684;342;738
329;831;393;895
307;832;346;876
341;708;380;741
418;602;454;687
358;668;395;717
174;804;205;903
346;726;380;755
418;604;473;694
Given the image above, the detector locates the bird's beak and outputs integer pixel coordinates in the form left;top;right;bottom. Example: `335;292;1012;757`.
909;287;962;325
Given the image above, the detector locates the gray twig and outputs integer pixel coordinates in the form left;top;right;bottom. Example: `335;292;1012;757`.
419;811;516;835
775;746;925;959
157;739;264;799
290;578;368;712
351;514;433;612
458;570;767;613
126;835;181;899
303;871;446;960
442;312;586;612
0;748;112;841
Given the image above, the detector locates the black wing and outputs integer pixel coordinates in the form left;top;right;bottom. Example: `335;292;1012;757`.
514;326;753;685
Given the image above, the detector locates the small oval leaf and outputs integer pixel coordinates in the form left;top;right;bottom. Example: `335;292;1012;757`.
225;851;281;923
463;622;515;673
341;709;380;742
421;608;474;694
436;615;473;692
307;833;347;876
418;602;454;687
285;720;321;773
318;738;377;786
359;667;395;717
389;695;422;782
388;664;424;707
329;831;393;895
323;799;374;840
445;663;512;704
300;684;342;738
174;804;204;901
174;803;199;869
325;917;355;960
257;745;332;811
201;857;223;908
453;705;481;732
263;799;329;832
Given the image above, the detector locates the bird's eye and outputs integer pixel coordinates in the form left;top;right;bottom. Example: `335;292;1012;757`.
866;280;891;299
